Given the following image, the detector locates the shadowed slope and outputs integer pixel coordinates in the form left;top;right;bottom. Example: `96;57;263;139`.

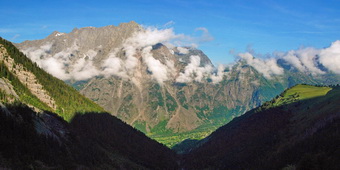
182;85;340;169
0;105;178;169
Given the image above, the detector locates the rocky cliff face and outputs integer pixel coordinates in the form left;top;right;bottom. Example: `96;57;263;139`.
15;22;340;144
18;21;141;68
0;44;57;109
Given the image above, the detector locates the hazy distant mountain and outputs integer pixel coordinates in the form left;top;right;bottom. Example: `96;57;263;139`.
16;21;340;146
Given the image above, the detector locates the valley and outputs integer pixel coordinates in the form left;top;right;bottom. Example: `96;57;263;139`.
1;0;340;169
0;36;339;169
15;22;340;147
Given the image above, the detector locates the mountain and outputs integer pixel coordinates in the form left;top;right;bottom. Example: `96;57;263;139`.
0;37;178;169
2;37;340;169
15;22;340;147
182;84;340;169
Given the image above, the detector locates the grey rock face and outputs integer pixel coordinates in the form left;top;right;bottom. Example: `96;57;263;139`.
17;21;141;68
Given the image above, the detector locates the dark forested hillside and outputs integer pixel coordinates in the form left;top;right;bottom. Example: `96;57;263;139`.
182;85;340;170
0;104;178;169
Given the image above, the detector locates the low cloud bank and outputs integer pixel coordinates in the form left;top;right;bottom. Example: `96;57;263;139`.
22;24;340;85
319;40;340;74
239;52;284;79
22;25;220;84
176;55;225;84
239;40;340;78
23;41;100;81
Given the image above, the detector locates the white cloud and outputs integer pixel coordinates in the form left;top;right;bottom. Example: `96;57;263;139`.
282;50;305;72
70;57;99;81
22;42;101;80
142;46;170;84
282;47;324;74
239;52;284;79
319;40;340;74
176;55;216;83
177;47;189;54
41;57;70;80
298;48;323;74
102;54;127;78
195;27;214;43
240;40;340;77
210;64;225;84
125;27;177;49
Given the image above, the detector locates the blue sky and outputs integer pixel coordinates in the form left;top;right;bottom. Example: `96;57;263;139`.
1;0;340;64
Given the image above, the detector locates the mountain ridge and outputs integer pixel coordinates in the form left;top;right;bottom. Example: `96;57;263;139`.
15;22;340;146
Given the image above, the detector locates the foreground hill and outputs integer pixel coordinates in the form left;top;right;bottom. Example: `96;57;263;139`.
182;84;340;169
16;22;340;147
0;37;177;169
0;106;178;169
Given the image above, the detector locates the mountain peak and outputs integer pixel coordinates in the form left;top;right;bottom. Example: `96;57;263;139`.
49;31;65;37
119;20;139;27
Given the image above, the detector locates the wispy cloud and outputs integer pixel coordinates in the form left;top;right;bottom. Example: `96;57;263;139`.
195;27;214;43
41;25;48;29
266;1;307;19
278;31;324;34
163;21;175;28
11;34;20;40
0;28;14;33
239;40;340;77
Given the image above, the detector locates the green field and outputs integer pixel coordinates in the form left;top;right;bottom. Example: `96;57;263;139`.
284;84;331;100
270;84;332;108
145;110;237;148
149;123;222;148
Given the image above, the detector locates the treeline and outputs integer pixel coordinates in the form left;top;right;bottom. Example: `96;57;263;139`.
0;37;104;121
299;83;340;87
